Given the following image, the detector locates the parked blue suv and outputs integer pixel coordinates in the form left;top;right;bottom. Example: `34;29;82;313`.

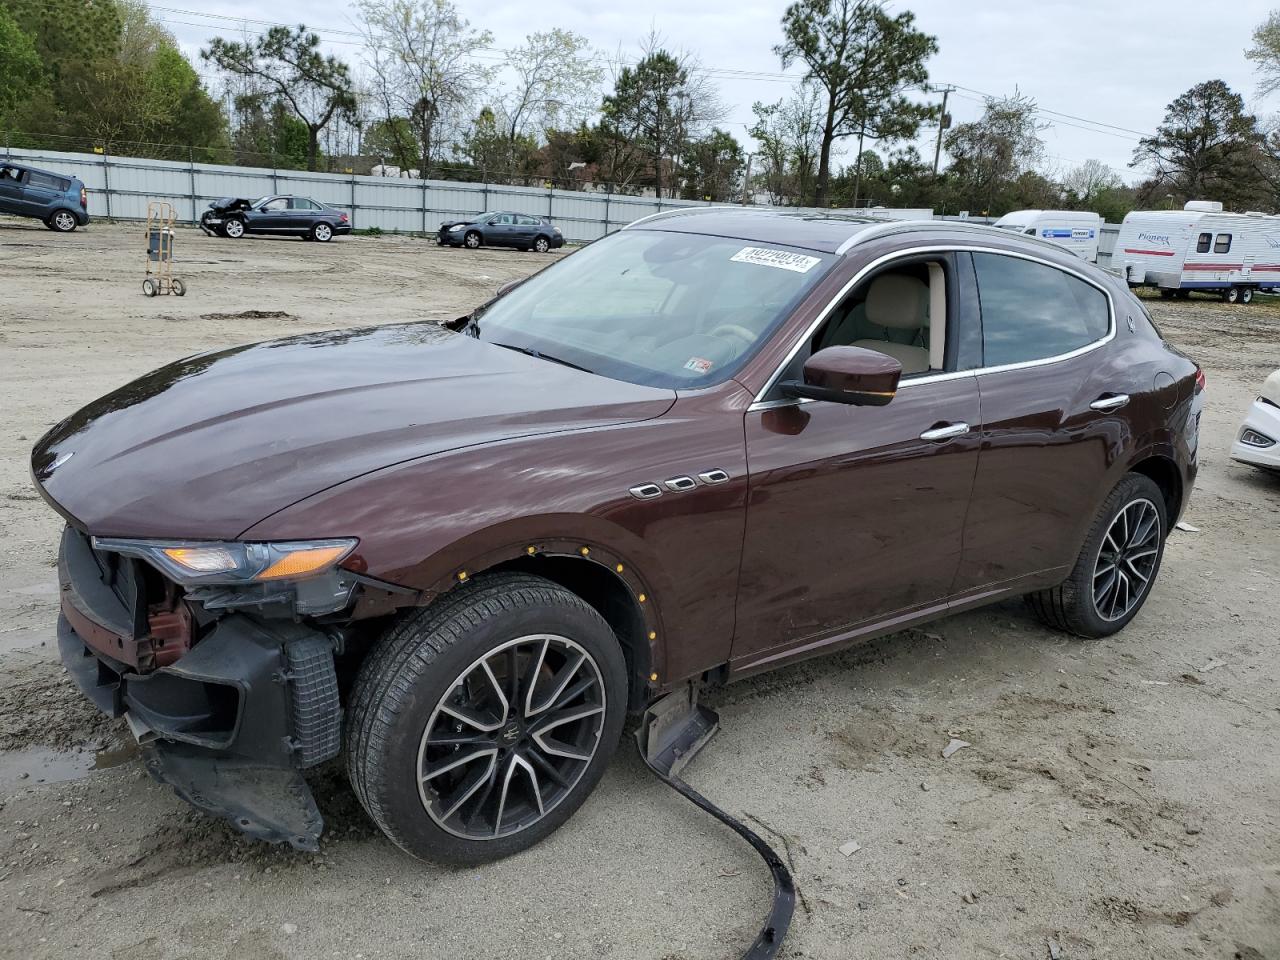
0;160;90;232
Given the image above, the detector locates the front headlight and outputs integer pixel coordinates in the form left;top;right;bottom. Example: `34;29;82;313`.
92;537;358;586
449;224;465;232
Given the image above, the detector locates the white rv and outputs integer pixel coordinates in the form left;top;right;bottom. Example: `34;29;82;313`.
993;210;1102;261
1114;201;1280;303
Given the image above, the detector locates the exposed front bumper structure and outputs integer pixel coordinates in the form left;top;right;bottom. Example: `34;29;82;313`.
57;527;342;850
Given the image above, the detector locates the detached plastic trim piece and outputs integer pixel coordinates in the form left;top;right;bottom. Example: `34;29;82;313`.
637;734;796;960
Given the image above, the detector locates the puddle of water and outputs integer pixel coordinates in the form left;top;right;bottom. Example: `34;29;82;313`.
0;740;139;790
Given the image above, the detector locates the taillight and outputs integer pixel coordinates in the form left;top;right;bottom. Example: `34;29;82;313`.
79;186;87;209
340;213;349;222
1194;366;1206;394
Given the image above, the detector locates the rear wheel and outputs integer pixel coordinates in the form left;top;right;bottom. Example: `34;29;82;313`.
48;210;77;232
311;222;333;242
1224;286;1241;303
1241;286;1254;304
141;278;157;297
171;278;186;297
1027;473;1167;638
345;573;627;864
533;235;551;253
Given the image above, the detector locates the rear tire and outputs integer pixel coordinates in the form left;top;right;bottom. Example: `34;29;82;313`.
1241;286;1254;304
171;278;186;297
533;235;551;253
1027;473;1167;638
1224;286;1241;304
311;222;333;242
141;278;157;297
345;573;627;865
48;210;78;232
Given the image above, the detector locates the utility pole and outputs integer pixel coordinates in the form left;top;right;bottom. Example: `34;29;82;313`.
932;85;955;177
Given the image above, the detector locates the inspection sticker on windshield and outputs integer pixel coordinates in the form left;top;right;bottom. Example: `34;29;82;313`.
684;357;714;373
730;246;821;273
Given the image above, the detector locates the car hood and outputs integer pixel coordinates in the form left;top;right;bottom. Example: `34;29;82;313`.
32;322;675;540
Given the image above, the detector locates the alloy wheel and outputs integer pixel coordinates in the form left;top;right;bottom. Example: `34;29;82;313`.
535;237;549;252
465;232;481;248
315;223;332;242
54;212;75;231
1092;497;1161;621
225;219;244;238
417;634;606;840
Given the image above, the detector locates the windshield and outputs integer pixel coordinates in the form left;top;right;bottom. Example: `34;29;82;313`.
469;230;835;388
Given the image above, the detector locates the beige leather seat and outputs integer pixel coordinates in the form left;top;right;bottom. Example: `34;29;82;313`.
851;274;931;374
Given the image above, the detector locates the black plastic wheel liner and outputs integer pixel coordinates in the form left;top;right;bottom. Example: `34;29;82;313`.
636;736;796;960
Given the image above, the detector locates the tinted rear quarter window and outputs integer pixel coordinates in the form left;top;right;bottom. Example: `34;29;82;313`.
973;252;1110;367
1196;232;1211;253
1214;233;1232;253
28;171;70;191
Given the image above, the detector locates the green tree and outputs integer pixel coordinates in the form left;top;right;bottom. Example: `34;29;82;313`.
945;91;1047;214
499;30;602;155
750;81;823;205
1131;80;1266;210
203;25;356;171
776;0;937;206
602;41;723;197
1;0;121;84
0;7;45;126
1247;10;1280;96
358;0;494;177
681;127;744;201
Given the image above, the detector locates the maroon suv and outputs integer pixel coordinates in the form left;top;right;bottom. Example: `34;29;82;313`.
32;210;1201;864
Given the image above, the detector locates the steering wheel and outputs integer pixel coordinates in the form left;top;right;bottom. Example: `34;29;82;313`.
708;323;759;347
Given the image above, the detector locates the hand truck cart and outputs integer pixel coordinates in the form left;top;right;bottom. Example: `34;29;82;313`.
143;201;186;297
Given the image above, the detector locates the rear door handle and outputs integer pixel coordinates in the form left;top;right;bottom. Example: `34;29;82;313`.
919;422;970;441
1090;394;1130;411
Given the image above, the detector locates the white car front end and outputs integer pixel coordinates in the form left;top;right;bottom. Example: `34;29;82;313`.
1231;369;1280;472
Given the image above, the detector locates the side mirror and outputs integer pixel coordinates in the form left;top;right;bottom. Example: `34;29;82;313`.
780;346;902;406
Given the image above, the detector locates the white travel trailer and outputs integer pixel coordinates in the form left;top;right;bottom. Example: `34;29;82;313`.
993;209;1102;261
1114;201;1280;303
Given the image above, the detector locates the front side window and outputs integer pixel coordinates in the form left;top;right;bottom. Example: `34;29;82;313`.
1214;233;1232;253
973;252;1110;367
470;230;834;388
1196;232;1212;253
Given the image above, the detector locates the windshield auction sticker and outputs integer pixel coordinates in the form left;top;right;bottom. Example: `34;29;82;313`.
730;246;822;273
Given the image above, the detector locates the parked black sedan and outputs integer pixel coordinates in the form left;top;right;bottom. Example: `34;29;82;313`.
200;195;351;242
437;211;564;251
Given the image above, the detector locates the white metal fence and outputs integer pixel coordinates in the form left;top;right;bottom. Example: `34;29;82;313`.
0;145;718;243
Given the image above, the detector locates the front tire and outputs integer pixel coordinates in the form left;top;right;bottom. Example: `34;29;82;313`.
222;217;245;239
1027;473;1167;638
345;573;627;865
464;230;482;249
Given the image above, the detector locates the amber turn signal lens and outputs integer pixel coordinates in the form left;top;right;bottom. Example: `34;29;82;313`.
258;545;351;581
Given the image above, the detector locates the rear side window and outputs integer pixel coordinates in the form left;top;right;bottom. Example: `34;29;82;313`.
973;252;1111;367
1196;233;1211;253
1214;233;1232;253
516;214;540;225
27;171;69;191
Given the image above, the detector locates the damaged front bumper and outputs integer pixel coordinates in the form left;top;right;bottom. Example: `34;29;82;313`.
57;528;342;851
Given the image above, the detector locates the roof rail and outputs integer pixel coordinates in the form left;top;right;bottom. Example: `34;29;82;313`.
834;218;1079;256
622;205;766;229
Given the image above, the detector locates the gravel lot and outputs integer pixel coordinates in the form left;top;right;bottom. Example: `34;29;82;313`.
0;221;1277;960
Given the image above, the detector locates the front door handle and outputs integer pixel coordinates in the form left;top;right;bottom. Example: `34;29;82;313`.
919;422;970;441
1090;393;1130;412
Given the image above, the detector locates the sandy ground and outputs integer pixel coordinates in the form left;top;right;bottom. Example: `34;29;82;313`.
0;221;1277;960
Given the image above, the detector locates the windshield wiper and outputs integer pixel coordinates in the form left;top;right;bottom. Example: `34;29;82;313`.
491;342;593;374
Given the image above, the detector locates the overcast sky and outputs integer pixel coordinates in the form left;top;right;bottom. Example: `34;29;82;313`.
154;0;1279;182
